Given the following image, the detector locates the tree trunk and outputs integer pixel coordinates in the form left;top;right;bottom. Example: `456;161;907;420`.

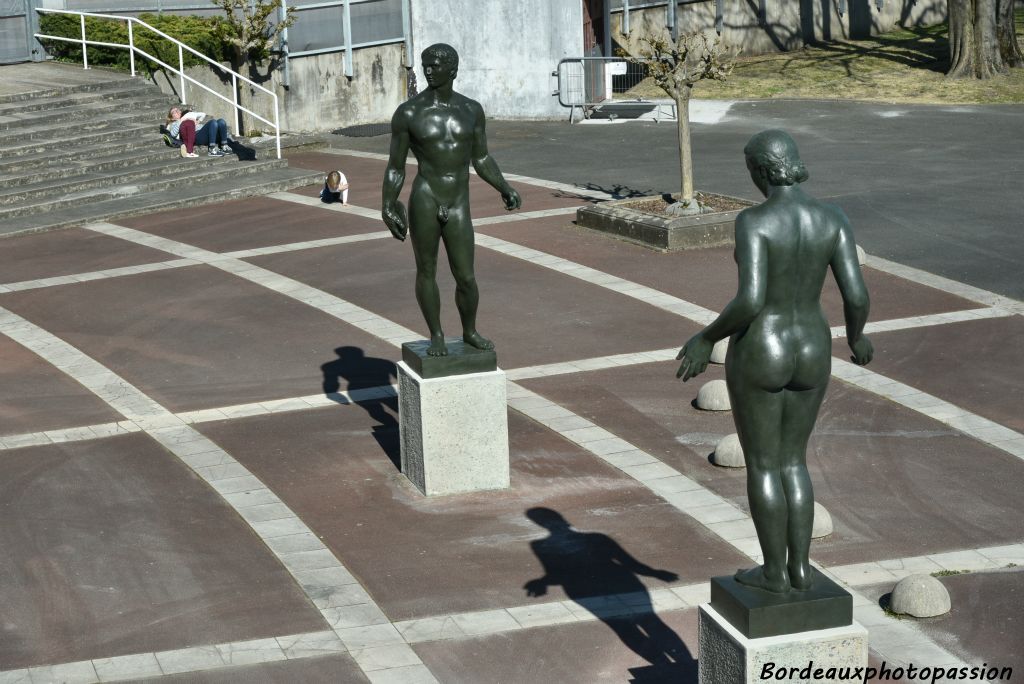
997;0;1023;67
676;85;694;205
947;0;1005;78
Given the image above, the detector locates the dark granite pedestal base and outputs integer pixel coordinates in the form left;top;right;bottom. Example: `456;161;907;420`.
401;338;497;379
710;568;853;639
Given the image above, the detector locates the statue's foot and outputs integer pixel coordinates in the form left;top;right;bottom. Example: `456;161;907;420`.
426;334;448;357
735;565;790;594
788;561;814;591
463;331;494;351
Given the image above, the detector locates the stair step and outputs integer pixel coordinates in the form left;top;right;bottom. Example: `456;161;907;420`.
0;81;168;117
0;167;323;237
0;107;170;144
0;146;183;188
0;152;272;207
0;156;291;220
0;72;146;105
2;122;164;158
0;96;174;132
0;137;166;175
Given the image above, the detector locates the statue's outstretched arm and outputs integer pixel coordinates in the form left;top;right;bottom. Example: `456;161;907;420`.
469;103;521;211
677;213;766;380
830;217;872;365
382;108;411;241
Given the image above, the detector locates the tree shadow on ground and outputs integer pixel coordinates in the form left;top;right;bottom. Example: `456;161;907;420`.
523;508;697;683
554;182;654;203
321;346;400;469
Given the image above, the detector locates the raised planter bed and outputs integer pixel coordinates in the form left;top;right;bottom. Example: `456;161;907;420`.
576;192;756;251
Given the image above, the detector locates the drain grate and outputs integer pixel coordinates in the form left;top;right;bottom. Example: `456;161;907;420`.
332;123;390;137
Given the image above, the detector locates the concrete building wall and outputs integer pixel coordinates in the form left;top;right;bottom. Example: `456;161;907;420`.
408;0;584;120
150;43;406;134
613;0;946;56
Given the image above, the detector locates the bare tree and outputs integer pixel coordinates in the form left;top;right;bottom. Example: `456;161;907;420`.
212;0;294;131
624;30;735;214
947;0;1022;78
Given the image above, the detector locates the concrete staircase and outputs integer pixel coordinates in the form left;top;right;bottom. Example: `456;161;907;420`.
0;65;321;237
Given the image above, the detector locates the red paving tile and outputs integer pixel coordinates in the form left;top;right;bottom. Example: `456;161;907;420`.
248;240;701;369
520;361;1024;566
133;654;370;683
198;405;749;621
858;316;1024;432
0;228;171;284
0;336;121;436
0;433;326;670
477;215;981;324
116;196;384;253
0;265;398;412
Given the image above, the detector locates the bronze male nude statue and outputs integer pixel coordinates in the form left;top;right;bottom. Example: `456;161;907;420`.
677;130;873;594
382;43;522;357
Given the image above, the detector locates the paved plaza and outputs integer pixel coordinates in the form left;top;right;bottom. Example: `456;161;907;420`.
0;141;1022;683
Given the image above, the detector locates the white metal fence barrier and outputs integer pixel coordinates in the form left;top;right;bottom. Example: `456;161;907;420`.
34;8;282;159
554;57;677;124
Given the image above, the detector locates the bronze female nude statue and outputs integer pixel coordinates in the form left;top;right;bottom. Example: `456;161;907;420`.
677;130;873;593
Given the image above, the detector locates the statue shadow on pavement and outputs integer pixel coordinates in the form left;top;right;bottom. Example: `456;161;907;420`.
522;507;697;683
320;346;400;469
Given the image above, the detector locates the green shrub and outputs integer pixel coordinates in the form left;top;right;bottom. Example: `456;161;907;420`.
39;12;228;72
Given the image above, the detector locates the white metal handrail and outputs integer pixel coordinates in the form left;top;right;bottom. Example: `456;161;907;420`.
34;8;281;159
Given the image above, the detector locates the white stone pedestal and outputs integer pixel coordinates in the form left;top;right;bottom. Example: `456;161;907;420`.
698;604;868;684
397;361;510;496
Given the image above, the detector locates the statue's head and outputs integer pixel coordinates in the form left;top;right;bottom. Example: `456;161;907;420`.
526;507;570;531
421;43;459;89
743;130;809;196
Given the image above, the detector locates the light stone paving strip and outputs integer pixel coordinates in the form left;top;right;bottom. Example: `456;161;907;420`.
833;306;1014;338
868;255;1024;315
826;542;1024;588
0;229;970;676
0;306;437;684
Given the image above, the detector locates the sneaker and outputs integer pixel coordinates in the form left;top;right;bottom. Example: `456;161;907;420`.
180;146;198;158
220;143;232;154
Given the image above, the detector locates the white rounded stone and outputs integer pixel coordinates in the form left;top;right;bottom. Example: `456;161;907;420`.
712;433;745;467
696;380;731;411
889;574;951;618
856;244;867;266
811;501;833;538
710;338;729;364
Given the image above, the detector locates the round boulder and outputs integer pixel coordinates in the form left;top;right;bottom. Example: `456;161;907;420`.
811;501;833;538
696;380;731;411
712;433;745;467
889;574;951;618
710;338;729;364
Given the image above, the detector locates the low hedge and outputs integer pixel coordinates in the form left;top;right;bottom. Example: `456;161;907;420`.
39;13;229;71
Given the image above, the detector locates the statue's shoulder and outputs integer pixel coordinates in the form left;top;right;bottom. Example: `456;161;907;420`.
454;92;485;116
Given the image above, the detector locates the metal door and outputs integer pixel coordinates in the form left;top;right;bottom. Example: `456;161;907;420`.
0;0;39;63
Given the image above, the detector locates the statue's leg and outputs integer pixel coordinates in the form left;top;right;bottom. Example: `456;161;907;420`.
728;376;790;593
441;205;493;350
408;191;446;356
779;382;828;590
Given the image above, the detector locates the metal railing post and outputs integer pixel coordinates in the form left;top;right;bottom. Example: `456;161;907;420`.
280;0;290;88
127;20;135;76
80;14;89;69
232;73;240;136
342;0;353;78
401;0;412;68
178;43;185;102
623;0;630;35
273;96;281;159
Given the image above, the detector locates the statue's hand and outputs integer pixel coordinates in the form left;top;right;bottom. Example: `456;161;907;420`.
850;335;873;366
382;202;409;241
501;188;522;211
676;333;713;381
523;579;547;597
